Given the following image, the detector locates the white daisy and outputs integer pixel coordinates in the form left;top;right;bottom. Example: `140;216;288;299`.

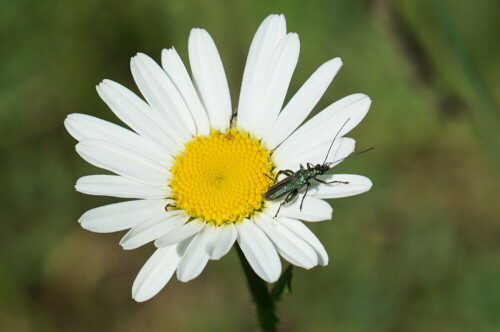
65;14;372;302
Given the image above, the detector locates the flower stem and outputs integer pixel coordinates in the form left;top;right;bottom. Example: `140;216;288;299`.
236;244;278;332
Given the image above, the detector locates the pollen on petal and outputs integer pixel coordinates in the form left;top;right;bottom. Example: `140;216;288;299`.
170;129;273;225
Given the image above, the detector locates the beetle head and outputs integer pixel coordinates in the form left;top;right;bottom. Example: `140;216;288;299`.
320;163;331;172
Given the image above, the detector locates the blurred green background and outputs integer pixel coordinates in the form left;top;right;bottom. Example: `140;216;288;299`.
1;0;499;331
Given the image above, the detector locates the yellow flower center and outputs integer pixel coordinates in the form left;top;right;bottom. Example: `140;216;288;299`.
170;129;273;225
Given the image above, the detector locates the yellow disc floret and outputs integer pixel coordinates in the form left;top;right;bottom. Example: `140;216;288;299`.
170;129;273;225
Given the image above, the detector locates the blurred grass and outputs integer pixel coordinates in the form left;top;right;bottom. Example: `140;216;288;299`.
1;0;499;331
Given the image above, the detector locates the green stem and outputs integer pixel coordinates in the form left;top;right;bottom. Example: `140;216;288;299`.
236;244;278;332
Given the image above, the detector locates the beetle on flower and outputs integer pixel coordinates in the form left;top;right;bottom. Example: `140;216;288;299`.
65;14;372;302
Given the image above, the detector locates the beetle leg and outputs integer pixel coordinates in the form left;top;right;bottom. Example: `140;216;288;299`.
165;202;177;211
284;189;299;204
314;177;349;185
274;189;298;218
275;169;294;181
263;173;274;180
300;182;311;211
306;162;314;169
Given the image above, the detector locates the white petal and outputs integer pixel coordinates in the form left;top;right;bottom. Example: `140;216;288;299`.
275;137;355;171
277;217;328;266
254;214;317;269
188;28;231;131
132;243;186;302
76;175;168;199
247;33;300;137
120;211;189;250
238;14;286;129
266;196;332;222
79;199;167;233
236;219;281;282
309;174;372;199
161;48;211;136
176;224;216;282
263;58;343;149
65;113;170;166
76;138;169;186
96;80;181;153
273;94;371;164
130;53;193;143
206;223;237;260
155;219;205;247
65;113;123;142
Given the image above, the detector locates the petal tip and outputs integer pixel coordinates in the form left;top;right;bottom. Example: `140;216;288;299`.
190;27;206;36
331;57;343;67
161;47;174;57
80;221;92;231
176;270;193;283
132;288;151;303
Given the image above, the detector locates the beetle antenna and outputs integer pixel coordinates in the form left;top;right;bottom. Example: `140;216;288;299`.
326;147;374;166
322;118;350;165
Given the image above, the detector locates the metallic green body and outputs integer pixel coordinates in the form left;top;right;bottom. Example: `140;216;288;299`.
264;165;325;201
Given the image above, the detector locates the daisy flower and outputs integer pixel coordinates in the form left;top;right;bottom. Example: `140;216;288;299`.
65;14;372;302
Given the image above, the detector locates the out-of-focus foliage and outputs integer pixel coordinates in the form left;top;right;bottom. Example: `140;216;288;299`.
1;0;499;331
